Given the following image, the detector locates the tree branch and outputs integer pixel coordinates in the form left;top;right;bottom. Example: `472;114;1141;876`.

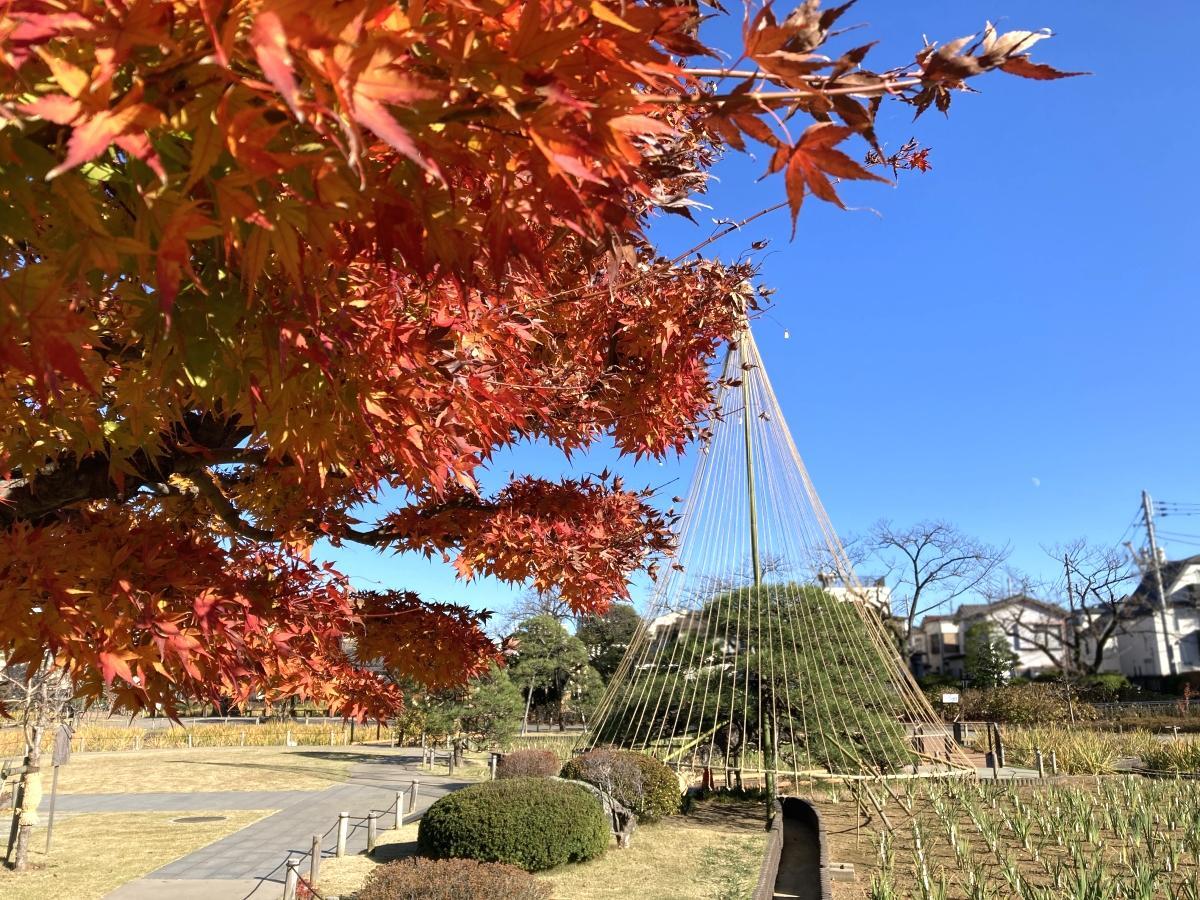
184;469;278;543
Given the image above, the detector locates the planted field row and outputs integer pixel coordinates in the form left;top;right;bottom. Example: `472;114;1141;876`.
816;776;1200;899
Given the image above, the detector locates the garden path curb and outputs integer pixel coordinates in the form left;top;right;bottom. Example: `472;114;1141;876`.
102;748;472;897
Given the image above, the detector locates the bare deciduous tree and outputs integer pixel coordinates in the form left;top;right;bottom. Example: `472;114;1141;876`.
858;520;1009;643
1011;540;1137;677
499;588;577;634
2;656;75;871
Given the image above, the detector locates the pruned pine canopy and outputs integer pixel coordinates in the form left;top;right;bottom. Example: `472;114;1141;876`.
582;328;973;779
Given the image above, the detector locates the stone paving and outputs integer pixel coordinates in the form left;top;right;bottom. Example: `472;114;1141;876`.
42;789;310;814
97;748;471;900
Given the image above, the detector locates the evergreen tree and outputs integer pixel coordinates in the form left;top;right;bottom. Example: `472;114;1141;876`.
510;615;589;730
964;622;1018;688
576;603;642;683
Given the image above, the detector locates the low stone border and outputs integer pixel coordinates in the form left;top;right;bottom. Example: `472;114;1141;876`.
752;796;834;900
751;799;784;900
786;797;833;900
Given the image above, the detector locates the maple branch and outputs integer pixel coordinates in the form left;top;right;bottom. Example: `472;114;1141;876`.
185;469;277;542
201;447;272;467
545;202;785;307
640;79;922;106
0;456;125;527
683;66;921;91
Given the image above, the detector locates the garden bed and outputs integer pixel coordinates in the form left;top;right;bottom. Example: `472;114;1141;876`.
812;775;1200;898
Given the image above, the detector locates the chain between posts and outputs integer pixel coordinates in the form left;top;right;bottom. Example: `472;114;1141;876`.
254;777;422;899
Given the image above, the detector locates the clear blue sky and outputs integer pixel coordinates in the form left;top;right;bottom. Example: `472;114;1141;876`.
318;2;1200;618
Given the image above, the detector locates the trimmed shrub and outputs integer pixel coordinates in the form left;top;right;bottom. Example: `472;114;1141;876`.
496;749;560;779
560;749;680;822
356;858;550;900
417;777;609;871
952;683;1098;725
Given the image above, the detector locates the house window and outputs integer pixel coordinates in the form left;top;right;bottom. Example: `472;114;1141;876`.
1011;627;1025;651
931;634;942;654
1184;630;1200;666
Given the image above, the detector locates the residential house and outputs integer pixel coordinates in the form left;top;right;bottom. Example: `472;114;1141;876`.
908;615;961;679
816;572;893;613
910;595;1067;681
910;556;1200;687
1080;553;1200;682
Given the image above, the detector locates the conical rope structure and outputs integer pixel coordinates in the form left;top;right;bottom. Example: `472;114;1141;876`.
580;325;973;788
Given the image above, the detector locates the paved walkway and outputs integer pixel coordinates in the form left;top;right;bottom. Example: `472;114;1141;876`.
101;748;470;900
42;790;310;814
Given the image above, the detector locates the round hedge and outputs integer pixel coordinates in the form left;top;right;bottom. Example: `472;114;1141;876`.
417;777;609;872
560;750;680;822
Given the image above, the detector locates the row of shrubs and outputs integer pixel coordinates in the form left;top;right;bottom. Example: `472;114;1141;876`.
359;747;682;897
358;858;551;900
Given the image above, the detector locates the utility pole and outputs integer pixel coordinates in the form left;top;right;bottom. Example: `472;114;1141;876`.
1141;491;1178;678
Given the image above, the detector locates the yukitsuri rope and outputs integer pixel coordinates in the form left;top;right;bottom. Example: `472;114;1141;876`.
580;324;974;782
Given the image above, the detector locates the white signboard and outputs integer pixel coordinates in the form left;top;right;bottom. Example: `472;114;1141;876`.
941;693;960;704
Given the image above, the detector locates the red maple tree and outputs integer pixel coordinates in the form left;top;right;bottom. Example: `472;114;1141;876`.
0;0;1076;720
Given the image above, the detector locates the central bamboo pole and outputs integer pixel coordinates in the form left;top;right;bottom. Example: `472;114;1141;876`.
740;333;763;588
737;329;774;823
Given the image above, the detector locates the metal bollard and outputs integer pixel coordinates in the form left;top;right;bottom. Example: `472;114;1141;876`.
283;859;299;900
1035;748;1045;778
309;834;321;886
367;812;379;854
336;812;349;857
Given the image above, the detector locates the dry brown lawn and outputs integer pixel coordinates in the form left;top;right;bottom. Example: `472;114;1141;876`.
50;745;394;794
540;800;766;900
0;810;270;900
